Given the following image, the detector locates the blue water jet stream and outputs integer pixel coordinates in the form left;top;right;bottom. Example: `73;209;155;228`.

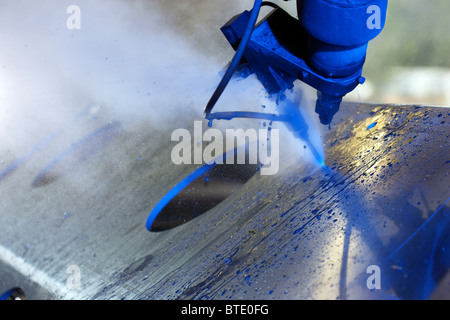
200;0;324;167
207;107;325;167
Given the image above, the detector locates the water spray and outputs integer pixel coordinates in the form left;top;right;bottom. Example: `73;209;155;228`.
203;0;387;165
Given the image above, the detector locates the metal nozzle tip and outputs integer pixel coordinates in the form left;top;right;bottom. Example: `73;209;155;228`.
315;92;343;126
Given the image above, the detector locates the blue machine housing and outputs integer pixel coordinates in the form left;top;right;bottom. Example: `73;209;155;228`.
220;0;387;125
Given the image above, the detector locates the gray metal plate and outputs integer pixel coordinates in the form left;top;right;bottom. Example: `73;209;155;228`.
0;101;448;300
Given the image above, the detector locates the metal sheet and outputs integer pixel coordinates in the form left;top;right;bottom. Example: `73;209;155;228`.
0;101;448;300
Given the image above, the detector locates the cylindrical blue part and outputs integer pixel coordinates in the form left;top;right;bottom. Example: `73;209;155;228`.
308;39;369;77
297;0;388;77
298;0;388;46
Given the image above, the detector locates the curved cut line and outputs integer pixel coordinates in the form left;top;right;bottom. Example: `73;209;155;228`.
145;163;216;232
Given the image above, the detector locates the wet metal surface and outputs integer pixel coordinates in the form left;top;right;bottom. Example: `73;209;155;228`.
0;101;448;300
148;158;259;232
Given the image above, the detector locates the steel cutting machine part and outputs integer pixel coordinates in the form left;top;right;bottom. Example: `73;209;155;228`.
205;0;387;125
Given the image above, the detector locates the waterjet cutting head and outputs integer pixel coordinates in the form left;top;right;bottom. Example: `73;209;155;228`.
209;0;387;126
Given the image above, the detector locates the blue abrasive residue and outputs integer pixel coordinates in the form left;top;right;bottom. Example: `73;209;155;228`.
0;107;90;183
31;121;121;187
367;122;377;130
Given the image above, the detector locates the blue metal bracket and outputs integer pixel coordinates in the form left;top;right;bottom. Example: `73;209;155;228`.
220;1;387;125
222;8;363;96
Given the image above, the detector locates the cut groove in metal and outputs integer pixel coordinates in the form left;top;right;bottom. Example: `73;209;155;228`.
146;151;259;232
0;287;26;300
